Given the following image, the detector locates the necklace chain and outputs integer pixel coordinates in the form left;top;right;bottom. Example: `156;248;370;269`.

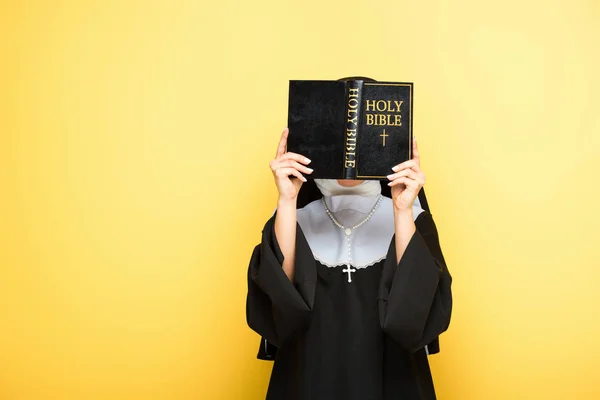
321;194;383;283
321;194;383;231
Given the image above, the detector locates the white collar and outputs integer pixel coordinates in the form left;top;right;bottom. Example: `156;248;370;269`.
296;194;424;269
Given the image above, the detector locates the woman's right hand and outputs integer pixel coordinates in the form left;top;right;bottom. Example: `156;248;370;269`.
269;128;313;201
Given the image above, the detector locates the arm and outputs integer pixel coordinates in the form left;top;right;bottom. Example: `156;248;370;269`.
245;128;315;348
246;215;316;347
392;208;417;264
387;137;424;263
274;198;298;281
378;212;452;352
382;138;452;351
269;127;313;282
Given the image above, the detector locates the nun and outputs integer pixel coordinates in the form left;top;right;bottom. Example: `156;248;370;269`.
246;125;453;400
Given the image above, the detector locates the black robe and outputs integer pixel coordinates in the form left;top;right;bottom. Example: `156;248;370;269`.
246;194;452;399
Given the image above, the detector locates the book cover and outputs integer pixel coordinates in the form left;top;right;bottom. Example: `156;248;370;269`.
287;79;413;180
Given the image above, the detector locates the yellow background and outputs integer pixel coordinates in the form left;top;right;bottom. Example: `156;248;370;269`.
1;0;599;398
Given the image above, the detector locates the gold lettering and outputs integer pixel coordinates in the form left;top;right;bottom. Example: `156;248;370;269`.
344;85;361;172
347;106;358;122
365;114;402;126
365;99;404;113
394;114;402;126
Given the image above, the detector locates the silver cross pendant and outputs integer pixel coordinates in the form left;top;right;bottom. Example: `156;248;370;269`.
342;265;356;283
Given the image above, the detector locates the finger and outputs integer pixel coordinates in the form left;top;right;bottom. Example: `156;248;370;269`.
275;128;289;158
388;176;419;188
276;167;307;182
272;160;313;175
290;160;313;175
387;169;419;181
279;152;311;165
391;159;420;173
387;176;411;188
412;136;420;164
388;170;426;185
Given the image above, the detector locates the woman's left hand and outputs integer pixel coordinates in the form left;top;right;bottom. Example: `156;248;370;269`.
387;137;425;213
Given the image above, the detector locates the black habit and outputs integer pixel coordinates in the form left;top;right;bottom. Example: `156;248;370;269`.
246;182;452;400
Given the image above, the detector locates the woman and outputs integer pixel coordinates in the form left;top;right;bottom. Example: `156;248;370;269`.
246;126;453;399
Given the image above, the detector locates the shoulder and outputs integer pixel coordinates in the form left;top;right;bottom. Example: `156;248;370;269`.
415;210;439;238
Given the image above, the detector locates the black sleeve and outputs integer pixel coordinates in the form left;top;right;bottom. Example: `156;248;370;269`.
378;211;453;353
246;214;317;349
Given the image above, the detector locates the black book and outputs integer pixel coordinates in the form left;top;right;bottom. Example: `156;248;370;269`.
287;79;413;180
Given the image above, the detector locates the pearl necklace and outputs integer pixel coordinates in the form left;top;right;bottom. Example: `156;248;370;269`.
321;194;383;283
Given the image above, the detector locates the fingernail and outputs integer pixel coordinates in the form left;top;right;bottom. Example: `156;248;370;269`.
302;176;307;182
387;182;393;186
386;174;394;180
307;168;314;173
392;166;400;172
304;158;311;164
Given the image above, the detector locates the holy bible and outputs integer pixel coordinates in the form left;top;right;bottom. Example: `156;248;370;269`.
287;79;413;180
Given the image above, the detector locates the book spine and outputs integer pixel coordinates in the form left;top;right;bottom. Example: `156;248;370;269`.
343;80;363;179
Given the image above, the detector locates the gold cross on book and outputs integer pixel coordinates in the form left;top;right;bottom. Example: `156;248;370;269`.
380;129;389;146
